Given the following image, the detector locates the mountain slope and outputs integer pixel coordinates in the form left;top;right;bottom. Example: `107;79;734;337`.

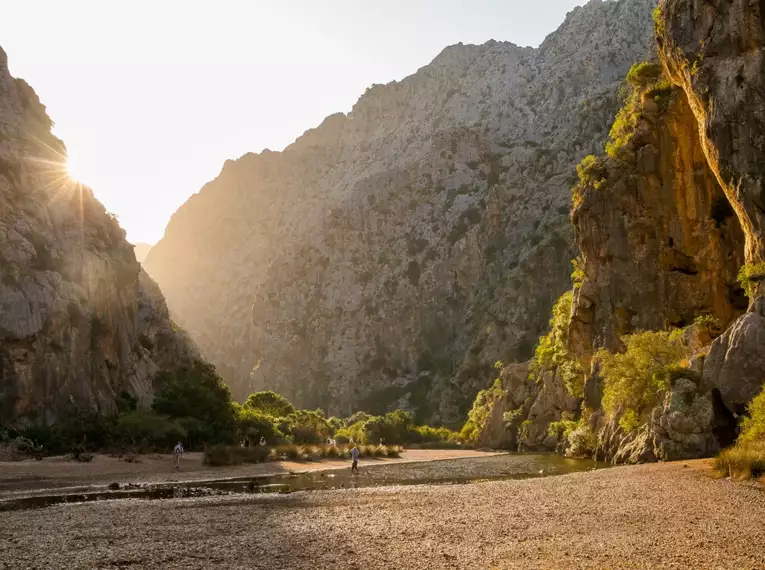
0;47;198;425
145;0;656;422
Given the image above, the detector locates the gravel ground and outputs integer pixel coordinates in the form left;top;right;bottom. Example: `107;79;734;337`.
2;461;764;569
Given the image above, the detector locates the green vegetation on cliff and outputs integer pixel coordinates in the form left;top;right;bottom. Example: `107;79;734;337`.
738;262;765;300
597;330;689;433
531;291;584;399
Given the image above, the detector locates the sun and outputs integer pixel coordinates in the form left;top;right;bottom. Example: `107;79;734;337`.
66;149;87;184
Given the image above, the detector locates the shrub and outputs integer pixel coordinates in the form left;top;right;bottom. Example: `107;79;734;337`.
243;391;296;417
598;330;690;432
284;410;331;444
460;378;503;443
530;291;584;398
547;413;578;440
203;444;271;466
344;411;371;426
739;385;765;443
233;405;282;445
333;430;352;444
626;62;662;87
737;262;765;300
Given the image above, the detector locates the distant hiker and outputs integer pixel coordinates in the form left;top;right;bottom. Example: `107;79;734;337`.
173;441;184;469
350;444;359;474
259;437;267;447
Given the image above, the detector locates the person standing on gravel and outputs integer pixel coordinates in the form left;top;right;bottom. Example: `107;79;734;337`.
173;441;184;469
350;444;359;474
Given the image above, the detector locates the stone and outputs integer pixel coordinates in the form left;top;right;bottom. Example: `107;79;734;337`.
702;297;765;415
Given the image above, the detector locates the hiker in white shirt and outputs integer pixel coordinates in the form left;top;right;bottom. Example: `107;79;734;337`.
350;444;359;474
173;442;184;469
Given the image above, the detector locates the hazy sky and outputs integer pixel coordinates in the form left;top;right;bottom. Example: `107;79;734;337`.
1;0;584;244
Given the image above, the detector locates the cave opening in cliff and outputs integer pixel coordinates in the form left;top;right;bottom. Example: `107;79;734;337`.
711;195;736;228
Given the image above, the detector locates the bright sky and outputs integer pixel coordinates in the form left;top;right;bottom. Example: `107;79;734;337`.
1;0;584;244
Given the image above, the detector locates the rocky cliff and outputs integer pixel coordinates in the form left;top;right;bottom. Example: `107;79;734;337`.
0;47;198;425
145;0;656;423
480;0;765;459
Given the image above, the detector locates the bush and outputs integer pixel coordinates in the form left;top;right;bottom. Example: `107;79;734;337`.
333;430;352;444
233;404;282;445
598;330;690;432
243;391;296;417
738;262;765;300
460;378;503;443
530;291;584;398
284;410;331;444
344;411;371;426
626;61;662;87
738;385;765;443
547;417;578;440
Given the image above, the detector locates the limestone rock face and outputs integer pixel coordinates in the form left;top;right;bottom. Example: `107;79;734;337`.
145;0;656;422
476;363;579;451
559;0;765;462
0;47;197;425
658;0;765;277
570;83;747;372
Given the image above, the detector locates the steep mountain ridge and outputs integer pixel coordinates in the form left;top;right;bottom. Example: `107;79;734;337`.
0;47;198;425
146;0;656;422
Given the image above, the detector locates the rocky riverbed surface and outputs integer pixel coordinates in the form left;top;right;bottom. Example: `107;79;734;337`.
2;461;764;569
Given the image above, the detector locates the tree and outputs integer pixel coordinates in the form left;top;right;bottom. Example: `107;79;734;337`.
152;360;235;446
598;330;689;432
243;391;296;418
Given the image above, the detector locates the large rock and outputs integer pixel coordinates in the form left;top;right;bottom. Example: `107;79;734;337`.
145;0;657;421
703;296;765;415
0;47;198;425
476;362;579;451
593;374;719;463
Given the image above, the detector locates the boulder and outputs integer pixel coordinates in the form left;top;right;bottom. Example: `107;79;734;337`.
702;297;765;415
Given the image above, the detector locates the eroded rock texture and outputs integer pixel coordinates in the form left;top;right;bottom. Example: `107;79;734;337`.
0;47;197;425
570;83;747;372
145;0;656;422
556;0;765;461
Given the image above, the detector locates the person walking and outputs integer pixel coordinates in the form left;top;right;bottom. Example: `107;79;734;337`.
173;441;184;469
350;443;359;474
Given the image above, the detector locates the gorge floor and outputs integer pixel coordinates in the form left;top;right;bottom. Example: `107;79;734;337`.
2;461;764;569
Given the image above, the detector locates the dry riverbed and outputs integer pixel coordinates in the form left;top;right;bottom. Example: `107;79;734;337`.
2;459;765;569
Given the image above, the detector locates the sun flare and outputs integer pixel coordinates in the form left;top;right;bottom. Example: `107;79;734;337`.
66;150;87;184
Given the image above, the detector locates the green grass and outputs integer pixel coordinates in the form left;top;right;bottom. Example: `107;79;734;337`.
715;441;765;480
